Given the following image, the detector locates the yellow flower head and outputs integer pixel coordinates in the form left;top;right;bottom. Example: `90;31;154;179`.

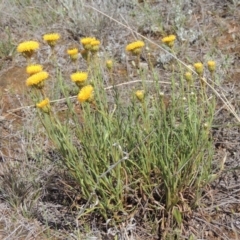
80;37;96;50
90;40;101;52
207;60;216;73
135;90;145;102
36;98;50;113
203;122;209;130
67;47;78;55
91;40;100;46
26;71;49;88
67;48;78;55
67;48;79;61
43;33;60;47
36;98;49;108
126;41;145;55
106;60;113;70
194;62;204;75
17;41;39;58
77;85;94;103
184;71;193;83
81;37;96;45
71;72;88;88
26;64;43;75
162;35;176;48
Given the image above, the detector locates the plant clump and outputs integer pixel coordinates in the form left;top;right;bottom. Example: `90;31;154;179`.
16;30;218;237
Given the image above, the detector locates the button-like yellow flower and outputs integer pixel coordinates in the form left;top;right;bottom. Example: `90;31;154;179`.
77;85;94;103
70;72;88;88
26;71;49;88
194;62;204;76
17;41;39;58
207;60;216;73
162;35;176;48
67;48;78;55
126;41;145;55
26;64;43;75
36;98;50;113
184;71;193;84
80;37;96;45
80;37;97;50
135;90;145;102
90;39;101;52
67;48;79;61
106;60;113;70
43;33;60;47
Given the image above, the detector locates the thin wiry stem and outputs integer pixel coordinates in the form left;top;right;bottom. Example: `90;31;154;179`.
2;80;171;118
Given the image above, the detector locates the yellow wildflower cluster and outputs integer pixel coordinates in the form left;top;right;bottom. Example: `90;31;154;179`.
184;71;193;83
71;72;88;82
67;48;78;55
17;41;39;58
71;72;88;88
67;47;79;61
80;37;100;52
18;32;216;112
26;71;49;88
194;62;204;76
77;85;94;103
162;35;176;48
79;37;101;63
36;98;50;108
90;39;101;52
193;61;216;76
207;60;216;73
126;41;145;55
36;98;50;113
135;90;145;102
43;33;60;47
81;37;96;47
183;60;216;88
106;60;113;70
26;64;43;75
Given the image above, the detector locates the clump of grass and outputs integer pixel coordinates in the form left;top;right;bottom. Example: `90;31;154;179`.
0;160;41;219
16;30;218;236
